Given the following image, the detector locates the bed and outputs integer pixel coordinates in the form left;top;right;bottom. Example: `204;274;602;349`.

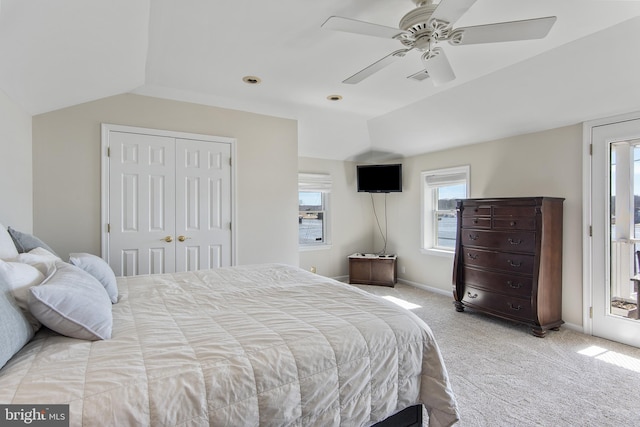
0;237;459;426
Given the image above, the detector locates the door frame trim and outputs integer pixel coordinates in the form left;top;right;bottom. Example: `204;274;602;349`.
583;110;640;337
100;123;237;267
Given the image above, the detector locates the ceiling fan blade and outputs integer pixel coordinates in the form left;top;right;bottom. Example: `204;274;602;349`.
431;0;478;27
321;16;407;39
450;16;557;45
422;48;455;86
343;49;410;84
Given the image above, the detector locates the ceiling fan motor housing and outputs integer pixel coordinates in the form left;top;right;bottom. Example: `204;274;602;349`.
399;3;451;51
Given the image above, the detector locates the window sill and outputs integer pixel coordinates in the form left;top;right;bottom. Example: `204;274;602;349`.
420;248;455;258
299;244;333;252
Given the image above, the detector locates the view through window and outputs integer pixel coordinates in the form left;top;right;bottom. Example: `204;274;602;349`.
421;166;469;252
299;191;325;245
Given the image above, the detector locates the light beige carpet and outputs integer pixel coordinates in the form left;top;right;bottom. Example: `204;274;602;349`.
355;283;640;427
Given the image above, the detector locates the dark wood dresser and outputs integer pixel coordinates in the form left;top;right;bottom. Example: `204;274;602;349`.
452;197;564;337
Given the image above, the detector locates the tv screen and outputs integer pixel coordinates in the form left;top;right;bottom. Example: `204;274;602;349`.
357;164;402;193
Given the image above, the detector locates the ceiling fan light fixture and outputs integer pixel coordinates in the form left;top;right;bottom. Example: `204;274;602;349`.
242;76;262;85
327;94;343;101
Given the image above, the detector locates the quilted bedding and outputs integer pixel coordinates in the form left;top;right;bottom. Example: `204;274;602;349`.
0;263;459;426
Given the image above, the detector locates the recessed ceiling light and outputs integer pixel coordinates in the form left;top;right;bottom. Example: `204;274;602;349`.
327;94;342;101
242;76;262;85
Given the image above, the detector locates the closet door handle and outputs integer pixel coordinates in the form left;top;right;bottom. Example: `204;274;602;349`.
178;235;191;242
163;235;173;243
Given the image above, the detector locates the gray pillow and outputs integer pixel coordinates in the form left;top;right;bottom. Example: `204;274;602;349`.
69;253;118;303
0;281;34;369
28;261;113;340
7;227;58;257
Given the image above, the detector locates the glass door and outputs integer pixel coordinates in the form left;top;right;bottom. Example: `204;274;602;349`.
591;118;640;347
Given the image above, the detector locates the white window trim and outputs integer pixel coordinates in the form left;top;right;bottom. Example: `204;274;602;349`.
298;173;332;249
420;165;470;257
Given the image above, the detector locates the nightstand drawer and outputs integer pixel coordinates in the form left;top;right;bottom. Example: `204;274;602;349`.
462;267;532;298
461;230;536;253
463;248;535;275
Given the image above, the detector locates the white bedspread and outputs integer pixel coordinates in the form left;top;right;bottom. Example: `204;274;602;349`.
0;264;459;426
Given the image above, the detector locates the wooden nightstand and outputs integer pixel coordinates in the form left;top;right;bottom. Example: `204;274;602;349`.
348;254;397;287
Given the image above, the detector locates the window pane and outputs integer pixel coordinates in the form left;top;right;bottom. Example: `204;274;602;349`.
437;183;466;210
436;212;457;248
299;191;324;244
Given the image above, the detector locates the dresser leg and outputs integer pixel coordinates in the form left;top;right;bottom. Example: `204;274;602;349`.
453;301;465;312
531;326;547;338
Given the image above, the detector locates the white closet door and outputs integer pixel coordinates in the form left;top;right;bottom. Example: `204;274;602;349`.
108;131;176;276
175;138;232;271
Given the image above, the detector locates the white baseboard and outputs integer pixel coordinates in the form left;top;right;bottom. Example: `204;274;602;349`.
397;278;452;297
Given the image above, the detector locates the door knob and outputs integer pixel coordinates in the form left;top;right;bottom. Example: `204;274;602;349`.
178;235;191;242
163;235;173;243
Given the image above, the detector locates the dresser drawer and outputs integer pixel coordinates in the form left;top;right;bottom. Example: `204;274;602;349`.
492;205;538;217
492;217;536;230
463;248;535;275
461;230;536;253
461;217;491;229
462;206;491;217
462;267;532;298
462;286;533;321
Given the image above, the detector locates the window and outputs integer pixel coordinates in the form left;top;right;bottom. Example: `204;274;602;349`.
421;166;469;254
298;173;331;248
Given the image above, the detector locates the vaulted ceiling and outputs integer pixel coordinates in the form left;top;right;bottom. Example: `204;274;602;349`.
1;0;640;160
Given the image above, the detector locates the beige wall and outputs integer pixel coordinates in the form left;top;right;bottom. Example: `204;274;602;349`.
384;124;583;326
32;94;299;265
299;125;582;327
298;157;375;277
0;90;33;231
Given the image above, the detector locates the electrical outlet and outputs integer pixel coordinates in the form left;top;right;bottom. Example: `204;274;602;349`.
401;266;406;274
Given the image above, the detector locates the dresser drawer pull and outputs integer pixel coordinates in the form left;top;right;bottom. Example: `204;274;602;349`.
467;292;478;299
473;219;479;224
507;280;522;289
467;253;479;260
510;221;517;227
508;303;522;311
507;259;522;267
507;238;522;245
468;234;479;240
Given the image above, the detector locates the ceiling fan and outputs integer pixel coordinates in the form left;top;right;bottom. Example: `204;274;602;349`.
321;0;556;86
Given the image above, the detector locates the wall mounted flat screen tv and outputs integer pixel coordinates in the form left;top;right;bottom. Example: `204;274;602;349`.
357;163;402;193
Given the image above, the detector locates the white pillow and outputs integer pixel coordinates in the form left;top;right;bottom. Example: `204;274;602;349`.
29;261;113;340
0;223;19;260
13;247;60;277
69;253;118;303
0;259;45;332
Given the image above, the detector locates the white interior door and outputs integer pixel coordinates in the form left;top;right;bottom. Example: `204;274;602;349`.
103;125;234;276
589;116;640;347
175;138;232;271
108;131;176;276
